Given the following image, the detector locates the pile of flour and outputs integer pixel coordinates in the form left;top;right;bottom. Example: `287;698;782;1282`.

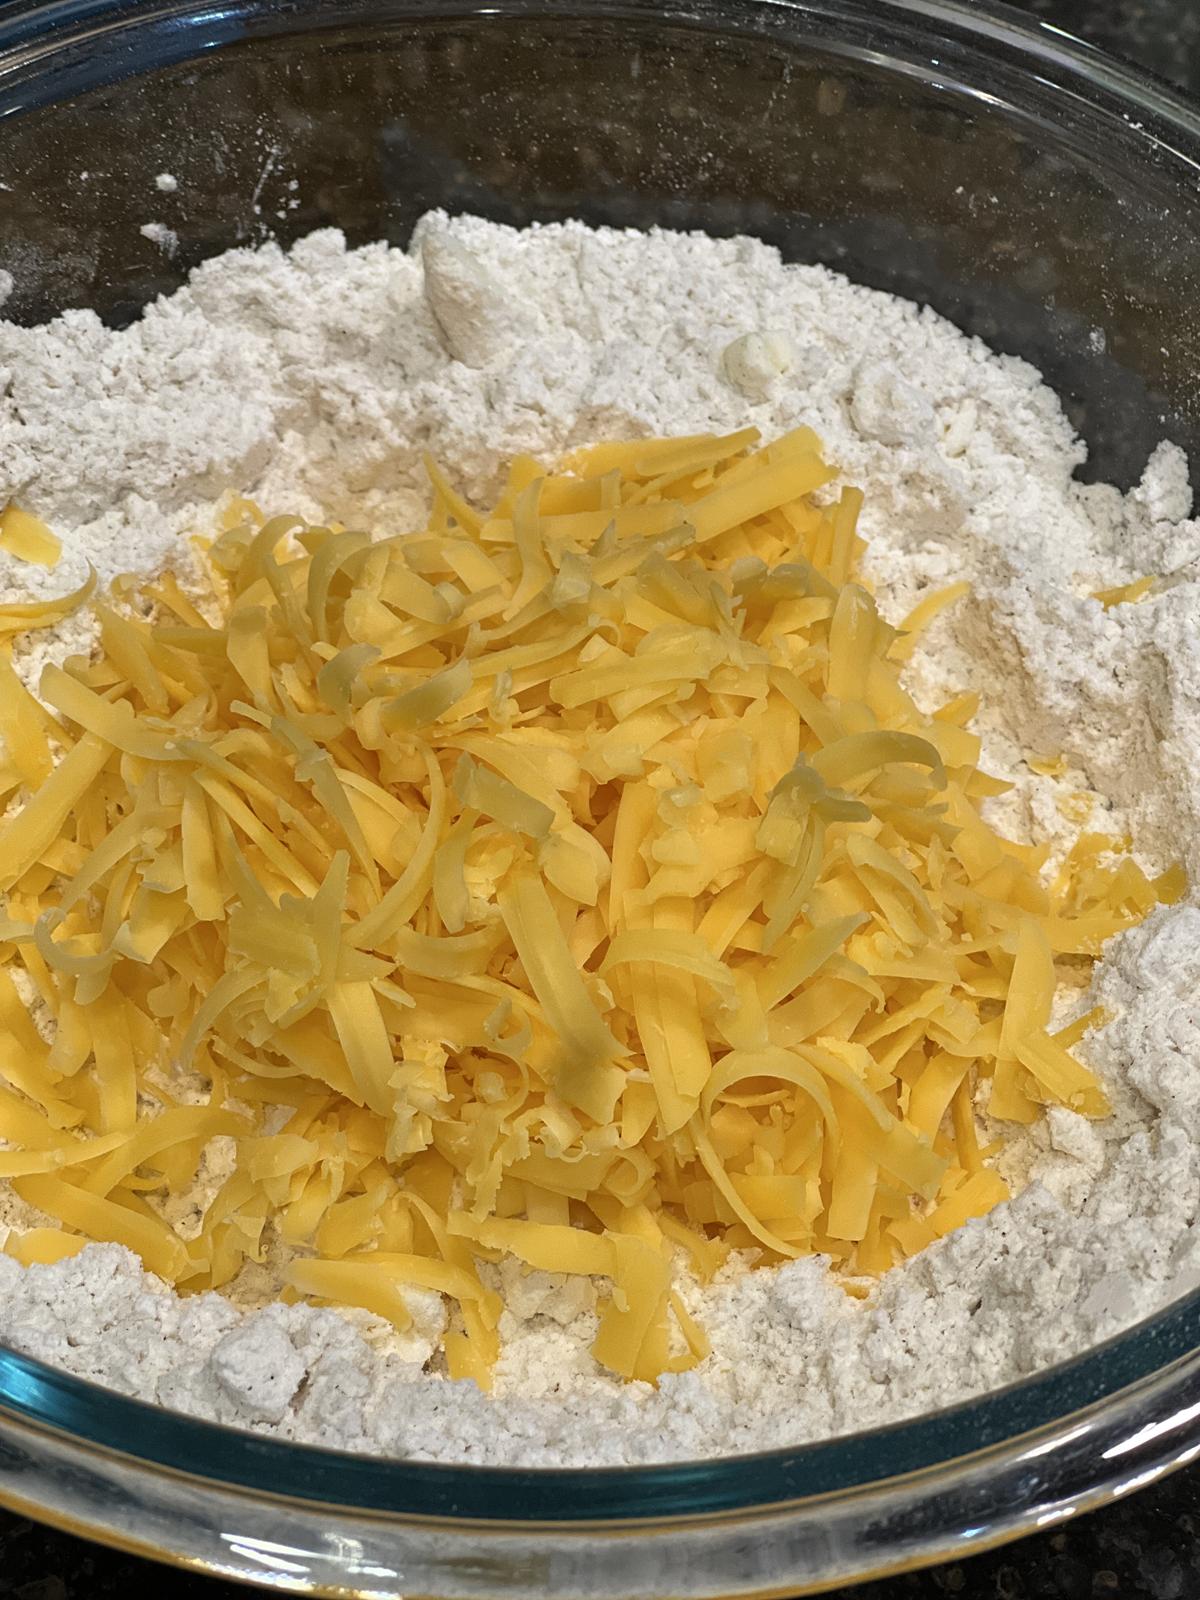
2;213;1200;1465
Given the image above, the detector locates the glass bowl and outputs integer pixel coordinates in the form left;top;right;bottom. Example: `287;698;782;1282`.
3;0;1200;1593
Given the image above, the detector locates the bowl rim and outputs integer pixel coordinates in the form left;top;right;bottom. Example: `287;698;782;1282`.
2;0;1200;1542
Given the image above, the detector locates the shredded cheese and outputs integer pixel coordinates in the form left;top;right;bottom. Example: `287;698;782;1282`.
0;503;62;569
1092;575;1156;609
0;427;1178;1387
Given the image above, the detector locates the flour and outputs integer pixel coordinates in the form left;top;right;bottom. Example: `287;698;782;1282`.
138;221;178;257
721;330;802;398
2;213;1200;1464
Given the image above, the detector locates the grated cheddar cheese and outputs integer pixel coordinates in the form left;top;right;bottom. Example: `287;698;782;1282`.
0;428;1181;1387
0;503;62;570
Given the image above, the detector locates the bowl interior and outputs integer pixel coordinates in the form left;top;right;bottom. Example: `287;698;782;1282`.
3;0;1200;490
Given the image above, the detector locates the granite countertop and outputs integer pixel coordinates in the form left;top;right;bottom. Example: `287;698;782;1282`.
3;1;1200;1597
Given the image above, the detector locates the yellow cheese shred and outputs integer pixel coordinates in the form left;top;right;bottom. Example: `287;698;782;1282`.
1092;575;1156;609
0;426;1177;1386
0;503;62;569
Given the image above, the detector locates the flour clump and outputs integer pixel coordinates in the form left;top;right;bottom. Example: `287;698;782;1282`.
722;330;801;398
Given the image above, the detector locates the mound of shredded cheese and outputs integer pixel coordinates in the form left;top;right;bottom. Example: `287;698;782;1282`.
0;426;1181;1387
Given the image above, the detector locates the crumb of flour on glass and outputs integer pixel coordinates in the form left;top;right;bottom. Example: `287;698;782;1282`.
140;221;178;255
0;214;1197;1466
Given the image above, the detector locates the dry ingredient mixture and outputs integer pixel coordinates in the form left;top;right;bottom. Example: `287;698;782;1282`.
0;214;1199;1464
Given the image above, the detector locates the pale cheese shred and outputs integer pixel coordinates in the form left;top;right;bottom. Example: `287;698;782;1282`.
0;426;1180;1386
0;503;63;570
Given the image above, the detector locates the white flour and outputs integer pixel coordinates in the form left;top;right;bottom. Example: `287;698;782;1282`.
1;213;1200;1464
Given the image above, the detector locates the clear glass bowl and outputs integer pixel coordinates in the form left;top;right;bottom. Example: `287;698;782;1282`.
3;0;1200;1593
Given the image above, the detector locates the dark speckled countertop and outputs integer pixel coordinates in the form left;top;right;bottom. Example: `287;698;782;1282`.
2;1;1200;1597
